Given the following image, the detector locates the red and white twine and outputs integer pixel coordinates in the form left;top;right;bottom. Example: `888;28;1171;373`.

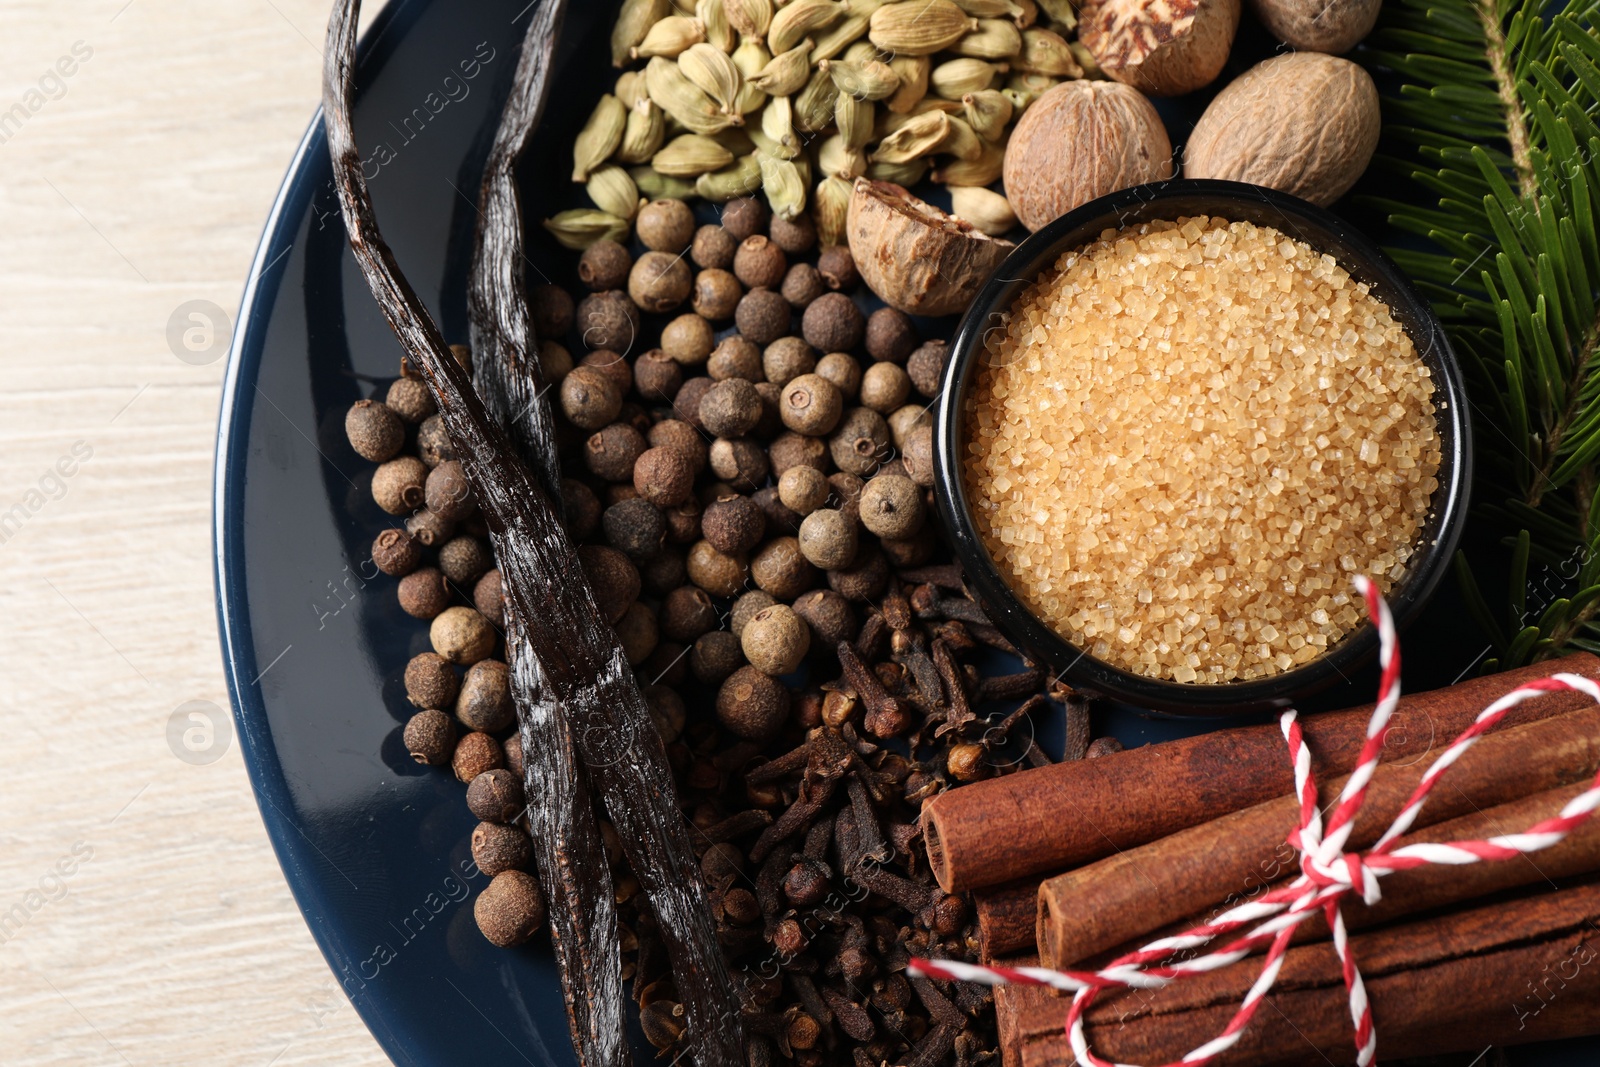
910;575;1600;1067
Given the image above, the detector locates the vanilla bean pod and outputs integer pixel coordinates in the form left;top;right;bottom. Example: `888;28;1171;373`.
323;6;741;1061
465;8;625;1063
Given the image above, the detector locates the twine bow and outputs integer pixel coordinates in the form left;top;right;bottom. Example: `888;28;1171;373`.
910;575;1600;1067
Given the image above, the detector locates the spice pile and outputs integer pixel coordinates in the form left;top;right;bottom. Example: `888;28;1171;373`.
346;193;1099;1065
964;216;1443;683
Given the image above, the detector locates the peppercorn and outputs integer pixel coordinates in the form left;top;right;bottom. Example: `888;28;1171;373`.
830;407;892;477
686;539;749;597
628;251;692;314
633;348;683;402
692;223;738;269
370;456;427;515
859;474;925;541
1087;736;1125;758
632;445;695;508
398;567;451;619
759;337;812;390
646;685;688;744
538;340;573;385
751;536;818;600
860;362;912;414
721;196;768;241
404;651;459;710
453;730;505;782
664;499;703;543
560;478;602;541
801;292;865;353
793;589;856;649
473;568;504;627
345;399;404;462
576;545;640;624
646;419;708;476
701;494;767;555
717;666;790;740
644;640;690;688
708;437;768;491
616;600;661;666
640;550;688;599
672;376;715;430
734;288;791;346
777;372;844;437
752;485;802;534
467;767;527;824
454;658;511;732
660;312;715;366
579;239;632;291
431;606;497;665
439;535;493;585
817;244;859;291
742;604;810;675
559;365;623;431
636;198;695;253
769;211;816;255
597;498;662;561
798;508;859;570
690;630;744;684
371;528;421;577
575;289;641;353
416;414;456;468
403;709;456;766
473;822;533;877
384;377;435;425
475;870;546;947
827;545;889;602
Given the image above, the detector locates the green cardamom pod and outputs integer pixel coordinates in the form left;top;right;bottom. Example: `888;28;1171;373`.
697;0;738;52
615;70;646;110
1014;0;1039;29
820;57;901;101
612;0;670;67
817;133;868;180
678;42;744;115
629;165;699;200
865;156;928;186
875;95;961;139
930;57;1005;98
1015;27;1080;76
812;175;853;247
652;132;736;176
586;164;642;220
725;0;774;36
646;56;737;134
1001;86;1038;113
1004;69;1059;95
750;39;813;95
950;17;1022;58
949;185;1017;236
543;209;630;250
884;54;930;113
757;151;807;220
1033;0;1075;31
841;39;879;64
616;97;668;163
731;37;771;113
869;110;948;163
696;153;765;201
961;88;1013;139
930;139;1003;184
951;0;1023;17
768;0;842;54
868;0;977;55
793;65;840;133
572;94;627;182
632;15;706;59
758;95;801;158
810;0;887;61
1071;40;1106;79
711;126;757;155
936;114;983;160
834;91;874;149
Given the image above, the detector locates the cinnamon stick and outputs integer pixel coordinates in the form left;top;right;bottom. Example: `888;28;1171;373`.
1002;882;1600;1066
923;653;1600;893
1037;704;1600;968
975;882;1038;962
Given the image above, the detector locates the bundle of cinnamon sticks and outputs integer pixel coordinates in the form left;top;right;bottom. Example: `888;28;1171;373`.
919;654;1600;1066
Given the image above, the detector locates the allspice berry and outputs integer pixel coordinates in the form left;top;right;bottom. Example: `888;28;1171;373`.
888;403;931;451
425;460;475;521
467;768;527;824
903;425;936;487
579;239;632;291
733;235;787;289
664;500;703;543
859;474;926;540
472;822;533;877
439;536;492;585
407;507;455;547
692;269;743;321
648;419;708;476
575;290;641;353
398;567;451;619
385;377;435;424
560;366;623;431
717;666;791;740
706;335;762;382
742;604;810;675
699;379;764;439
453;730;505;782
372;528;421;577
603;498;666;559
457;658;513;732
529;283;574;338
830;407;892;476
692;223;738;269
629;251;693;313
585;423;647;483
793;589;856;649
817;245;859;291
769;212;816;255
860;362;912;414
431;606;497;665
403;709;456;766
615;600;660;665
581;348;632;394
641;549;688;597
346;399;404;462
405;651;459;710
577;545;640;623
702;494;766;555
735;288;792;346
661;584;720;642
372;456;428;515
417;414;456;468
634;348;683;401
768;431;829;477
672;377;714;430
633;446;695;508
881;526;937;568
500;735;524;784
691;630;745;684
815;352;863;399
722;196;768;242
561;478;602;541
730;590;777;636
907;339;948;398
751;536;818;600
753;486;803;535
865;307;918;363
708;437;768;491
827;544;889;602
829;472;864;523
661;312;715;365
636;198;695;253
798;508;858;570
475;870;546;947
687;539;749;597
762;336;816;388
646;685;687;743
778;466;830;515
473;568;504;627
781;262;826;308
802;292;865;354
780;373;844;436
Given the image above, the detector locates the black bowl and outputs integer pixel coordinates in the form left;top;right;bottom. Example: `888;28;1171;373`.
933;179;1472;715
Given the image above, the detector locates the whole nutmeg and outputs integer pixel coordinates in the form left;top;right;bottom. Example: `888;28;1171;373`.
1004;81;1174;232
425;460;475;520
780;373;844;437
1184;53;1380;207
800;292;865;354
453;731;504;782
865;307;917;364
709;437;769;491
742;605;810;675
603;497;666;559
529;283;574;338
560;365;623;430
648;419;709;475
579;239;632;291
847;179;1015;316
661;584;720;643
473;822;533;877
405;651;459;710
1079;0;1240;96
691;630;745;684
707;335;764;382
699;378;764;438
403;709;456;766
830;407;893;477
475;870;546;947
417;414;456;468
716;665;791;740
634;348;684;401
734;288;792;346
751;536;819;600
636;198;696;253
860;362;911;414
575;290;641;352
702;494;767;555
585;422;648;482
661;312;716;365
792;589;856;649
817;245;858;291
372;456;428;515
798;508;859;570
439;535;493;585
577;545;641;623
372;528;421;577
385;377;435;424
733;235;788;289
615;600;660;665
457;658;513;732
687;539;749;597
431;606;497;665
692;269;743;321
345;399;404;462
628;251;693;313
781;262;827;308
814;352;863;399
907;339;948;398
398;567;450;619
473;568;504;626
763;336;817;389
778;465;831;515
692;223;738;268
860;474;925;540
730;590;777;637
634;446;695;507
467;768;526;824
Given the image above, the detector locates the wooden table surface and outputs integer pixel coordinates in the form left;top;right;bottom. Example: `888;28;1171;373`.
1;2;391;1062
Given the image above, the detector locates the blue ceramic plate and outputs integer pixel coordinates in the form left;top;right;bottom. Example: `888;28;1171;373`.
214;0;1595;1062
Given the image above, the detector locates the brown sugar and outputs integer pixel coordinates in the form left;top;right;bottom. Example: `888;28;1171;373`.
964;216;1442;683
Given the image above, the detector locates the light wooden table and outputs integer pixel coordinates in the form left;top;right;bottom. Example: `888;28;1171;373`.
0;2;392;1063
